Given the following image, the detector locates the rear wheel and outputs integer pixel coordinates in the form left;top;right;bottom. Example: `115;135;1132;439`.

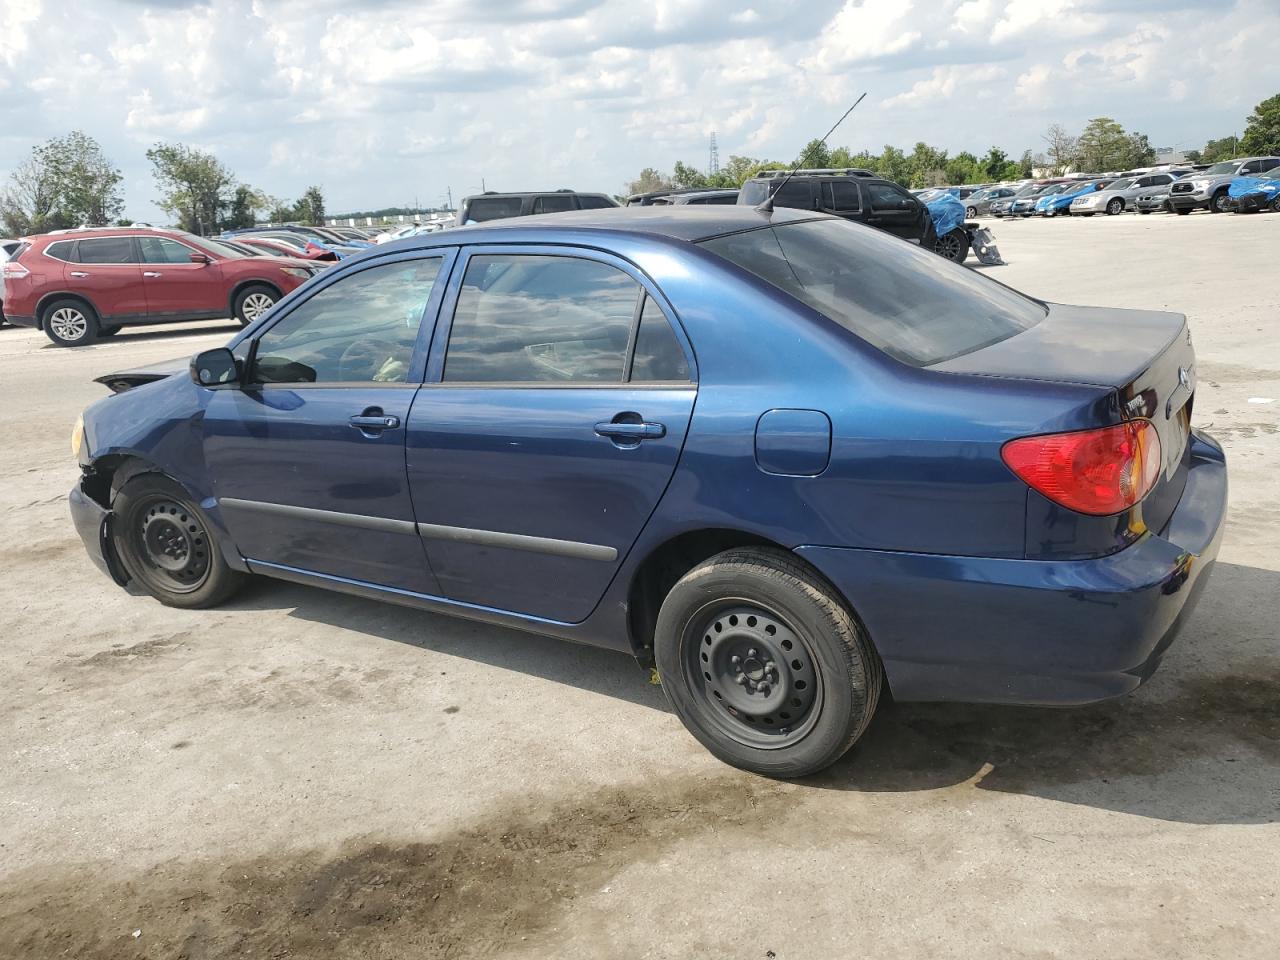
965;205;977;218
233;284;279;326
42;299;99;347
1106;198;1124;215
933;227;970;263
112;474;245;609
654;548;882;778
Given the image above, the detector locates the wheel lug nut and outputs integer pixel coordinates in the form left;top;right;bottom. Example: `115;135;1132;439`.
747;648;757;658
735;675;747;686
758;683;771;696
730;655;741;666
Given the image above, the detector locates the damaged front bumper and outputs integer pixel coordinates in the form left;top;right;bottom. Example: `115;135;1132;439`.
69;480;130;587
967;224;1003;265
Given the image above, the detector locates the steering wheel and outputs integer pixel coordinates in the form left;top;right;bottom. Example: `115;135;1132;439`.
337;338;405;382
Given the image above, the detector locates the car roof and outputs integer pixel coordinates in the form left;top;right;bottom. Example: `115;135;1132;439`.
393;206;828;248
27;226;195;243
462;190;611;202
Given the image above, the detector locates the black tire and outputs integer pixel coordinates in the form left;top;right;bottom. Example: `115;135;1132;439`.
1175;207;1191;215
1208;190;1228;214
98;325;120;337
232;284;279;327
112;474;245;609
1106;198;1124;215
965;206;977;218
1270;197;1280;213
1139;209;1150;215
933;227;970;263
42;298;99;347
654;547;883;778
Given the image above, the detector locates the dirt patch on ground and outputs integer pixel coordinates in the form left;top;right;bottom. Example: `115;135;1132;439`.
0;774;790;959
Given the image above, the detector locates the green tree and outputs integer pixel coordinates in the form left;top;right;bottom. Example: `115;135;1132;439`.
1200;136;1240;163
980;147;1009;180
225;185;274;229
1240;93;1280;155
907;141;948;187
1075;117;1132;172
797;138;831;168
721;155;762;185
1018;150;1035;178
671;161;709;189
625;167;671;196
876;145;910;185
0;131;123;235
1182;148;1202;164
146;142;236;235
296;185;325;226
1125;132;1157;168
1041;123;1078;174
945;151;981;185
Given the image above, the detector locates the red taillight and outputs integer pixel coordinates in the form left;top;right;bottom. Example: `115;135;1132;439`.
1002;420;1162;516
1;260;29;280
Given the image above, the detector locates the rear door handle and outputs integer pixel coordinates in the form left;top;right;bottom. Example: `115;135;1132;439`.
594;421;666;440
143;271;162;278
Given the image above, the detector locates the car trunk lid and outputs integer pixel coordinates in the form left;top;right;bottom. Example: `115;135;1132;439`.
934;303;1195;535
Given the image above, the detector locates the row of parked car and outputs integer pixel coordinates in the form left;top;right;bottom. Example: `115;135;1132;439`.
2;167;1009;346
967;155;1280;219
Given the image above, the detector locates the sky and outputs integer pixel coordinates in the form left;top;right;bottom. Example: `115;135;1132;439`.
1;0;1277;222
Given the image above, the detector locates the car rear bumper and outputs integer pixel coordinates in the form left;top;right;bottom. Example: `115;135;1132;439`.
796;431;1227;706
69;483;130;586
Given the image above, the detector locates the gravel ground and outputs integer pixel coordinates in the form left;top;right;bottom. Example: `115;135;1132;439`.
1;209;1277;959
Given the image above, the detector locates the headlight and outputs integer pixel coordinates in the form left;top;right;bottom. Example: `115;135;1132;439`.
71;414;84;460
1190;179;1209;190
281;267;311;279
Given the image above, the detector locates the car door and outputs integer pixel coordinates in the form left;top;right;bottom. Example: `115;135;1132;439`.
532;194;576;214
818;179;862;222
202;250;454;593
860;181;926;241
137;235;225;318
70;236;148;320
406;247;697;622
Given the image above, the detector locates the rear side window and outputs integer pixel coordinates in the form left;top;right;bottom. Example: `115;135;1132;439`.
43;240;75;262
822;181;860;212
465;197;523;223
532;195;575;214
444;255;640;383
772;180;814;211
700;219;1045;367
630;297;690;382
77;237;136;264
1261;158;1280;172
577;195;616;209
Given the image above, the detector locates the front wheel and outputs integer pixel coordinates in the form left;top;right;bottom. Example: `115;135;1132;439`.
965;206;977;218
233;284;279;326
1209;190;1228;214
42;299;99;347
1175;207;1192;215
1270;197;1280;213
654;548;883;778
933;227;970;263
1106;198;1124;215
112;474;245;609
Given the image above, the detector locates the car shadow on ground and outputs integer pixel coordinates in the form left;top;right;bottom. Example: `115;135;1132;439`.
36;320;241;348
228;560;1279;825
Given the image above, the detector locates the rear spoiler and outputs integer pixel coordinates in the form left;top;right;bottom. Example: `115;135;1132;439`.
94;357;188;394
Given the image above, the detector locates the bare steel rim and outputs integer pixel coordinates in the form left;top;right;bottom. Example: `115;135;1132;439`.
48;306;89;342
241;291;276;322
129;497;211;594
934;230;964;262
681;599;823;750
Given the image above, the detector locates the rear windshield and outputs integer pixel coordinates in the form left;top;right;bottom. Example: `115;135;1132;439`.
699;218;1045;367
466;197;524;222
738;181;770;205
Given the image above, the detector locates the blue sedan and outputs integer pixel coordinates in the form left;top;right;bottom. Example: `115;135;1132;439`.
68;207;1226;777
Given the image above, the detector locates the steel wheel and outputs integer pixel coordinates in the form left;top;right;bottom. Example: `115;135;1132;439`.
241;292;275;322
683;601;823;750
129;497;212;595
49;307;89;342
934;231;963;261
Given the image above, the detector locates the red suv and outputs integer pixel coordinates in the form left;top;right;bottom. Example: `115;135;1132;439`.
1;227;320;346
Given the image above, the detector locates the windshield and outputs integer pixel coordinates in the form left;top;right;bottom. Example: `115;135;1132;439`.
1107;178;1135;190
184;234;250;259
1204;162;1238;175
699;218;1045;367
1040;184;1069;196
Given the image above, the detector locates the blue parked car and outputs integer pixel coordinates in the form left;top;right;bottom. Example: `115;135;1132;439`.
1036;180;1111;217
1225;167;1280;213
68;207;1226;777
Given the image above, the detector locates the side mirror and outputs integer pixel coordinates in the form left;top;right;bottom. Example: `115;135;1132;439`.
190;348;239;387
189;252;212;264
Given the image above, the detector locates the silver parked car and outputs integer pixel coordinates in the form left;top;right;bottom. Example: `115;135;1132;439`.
964;186;1018;217
1069;171;1189;216
1168;156;1280;214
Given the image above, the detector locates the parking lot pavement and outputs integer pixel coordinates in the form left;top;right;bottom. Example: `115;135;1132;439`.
1;212;1277;959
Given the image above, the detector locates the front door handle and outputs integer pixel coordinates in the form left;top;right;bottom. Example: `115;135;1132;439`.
349;411;400;436
143;271;162;278
70;271;89;278
594;420;666;441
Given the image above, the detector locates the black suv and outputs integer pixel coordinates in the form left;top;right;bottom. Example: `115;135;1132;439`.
737;169;936;247
456;190;618;225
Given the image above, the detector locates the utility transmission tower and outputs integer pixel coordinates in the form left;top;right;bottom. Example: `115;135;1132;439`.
708;131;720;177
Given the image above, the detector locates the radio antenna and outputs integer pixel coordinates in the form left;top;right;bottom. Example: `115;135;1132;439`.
756;92;868;213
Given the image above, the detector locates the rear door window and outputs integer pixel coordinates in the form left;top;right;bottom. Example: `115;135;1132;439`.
532;195;576;214
466;197;524;222
630;297;690;382
77;237;137;264
444;255;641;383
772;179;814;210
821;181;861;212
